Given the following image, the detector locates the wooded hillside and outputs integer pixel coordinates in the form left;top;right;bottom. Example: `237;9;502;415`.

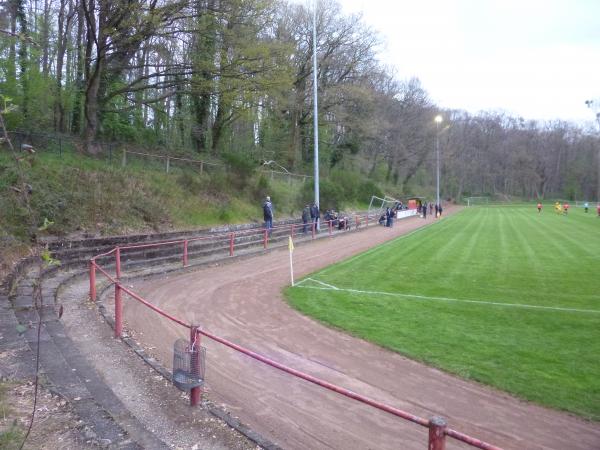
1;0;599;201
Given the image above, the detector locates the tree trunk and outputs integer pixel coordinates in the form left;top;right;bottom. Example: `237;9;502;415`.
71;1;86;133
54;0;70;132
7;0;17;83
84;61;103;153
41;0;51;76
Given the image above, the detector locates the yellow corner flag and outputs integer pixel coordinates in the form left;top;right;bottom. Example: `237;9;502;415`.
288;236;294;252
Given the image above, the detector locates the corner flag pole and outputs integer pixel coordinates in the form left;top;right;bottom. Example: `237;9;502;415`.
288;236;295;286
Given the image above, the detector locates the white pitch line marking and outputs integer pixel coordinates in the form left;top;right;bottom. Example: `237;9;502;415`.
295;283;600;314
297;277;340;290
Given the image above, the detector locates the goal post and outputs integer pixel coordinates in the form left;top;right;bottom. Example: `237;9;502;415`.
465;196;490;207
574;200;597;208
368;195;400;220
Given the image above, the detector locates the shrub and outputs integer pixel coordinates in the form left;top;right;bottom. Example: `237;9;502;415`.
255;174;270;201
356;180;383;203
222;151;257;189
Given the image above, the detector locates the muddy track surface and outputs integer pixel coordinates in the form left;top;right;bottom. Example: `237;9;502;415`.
123;210;600;450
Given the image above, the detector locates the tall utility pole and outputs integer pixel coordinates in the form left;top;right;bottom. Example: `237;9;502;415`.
585;100;600;201
313;0;320;228
434;115;443;209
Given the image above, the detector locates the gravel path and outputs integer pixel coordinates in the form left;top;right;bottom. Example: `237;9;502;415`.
60;271;259;449
120;210;600;450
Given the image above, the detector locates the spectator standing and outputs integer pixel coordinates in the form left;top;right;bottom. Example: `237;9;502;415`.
435;204;439;218
263;196;273;235
310;203;320;230
422;203;427;219
302;204;310;233
438;204;443;217
385;207;394;227
429;202;433;216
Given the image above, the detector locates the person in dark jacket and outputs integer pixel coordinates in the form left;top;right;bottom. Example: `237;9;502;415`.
263;196;273;235
310;203;320;231
385;207;393;227
302;204;310;233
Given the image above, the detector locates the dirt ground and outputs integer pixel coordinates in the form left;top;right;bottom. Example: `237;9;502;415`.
0;380;98;449
122;210;600;450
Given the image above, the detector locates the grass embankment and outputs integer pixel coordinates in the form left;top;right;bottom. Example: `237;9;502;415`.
0;146;376;276
0;147;285;276
286;205;600;420
0;149;262;238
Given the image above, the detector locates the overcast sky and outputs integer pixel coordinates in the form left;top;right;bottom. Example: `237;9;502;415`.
315;0;600;125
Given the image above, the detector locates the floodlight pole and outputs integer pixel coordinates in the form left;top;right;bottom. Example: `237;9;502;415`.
435;115;443;209
585;100;600;202
313;0;320;229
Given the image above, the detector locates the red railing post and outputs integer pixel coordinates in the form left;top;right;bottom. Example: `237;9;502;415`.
190;326;202;406
312;222;316;239
114;247;122;338
264;229;268;249
115;246;121;277
229;232;234;256
428;416;447;450
183;240;189;266
89;260;96;301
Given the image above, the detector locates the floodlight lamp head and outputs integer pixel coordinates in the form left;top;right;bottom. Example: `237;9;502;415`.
434;115;443;124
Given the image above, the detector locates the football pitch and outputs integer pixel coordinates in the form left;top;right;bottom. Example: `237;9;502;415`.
285;205;600;420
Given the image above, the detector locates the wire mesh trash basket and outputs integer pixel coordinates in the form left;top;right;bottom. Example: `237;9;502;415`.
172;339;206;391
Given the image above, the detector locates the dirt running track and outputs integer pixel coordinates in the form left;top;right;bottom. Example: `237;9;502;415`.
125;210;600;450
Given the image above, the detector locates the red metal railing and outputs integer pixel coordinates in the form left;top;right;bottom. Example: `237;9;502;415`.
88;214;502;450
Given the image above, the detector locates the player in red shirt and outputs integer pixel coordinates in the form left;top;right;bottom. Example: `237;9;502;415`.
537;202;542;213
563;203;570;215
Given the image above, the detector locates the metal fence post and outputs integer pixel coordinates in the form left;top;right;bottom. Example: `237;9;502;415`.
200;161;203;174
89;260;96;301
183;240;188;266
428;416;447;450
291;224;295;239
328;220;332;236
264;229;268;249
190;326;202;406
114;247;122;338
312;222;316;239
229;233;234;256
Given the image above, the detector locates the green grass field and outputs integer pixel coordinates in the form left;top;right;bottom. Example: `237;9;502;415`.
285;205;600;420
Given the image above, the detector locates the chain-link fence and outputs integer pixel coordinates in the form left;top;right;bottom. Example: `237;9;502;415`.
1;130;313;183
2;130;120;163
